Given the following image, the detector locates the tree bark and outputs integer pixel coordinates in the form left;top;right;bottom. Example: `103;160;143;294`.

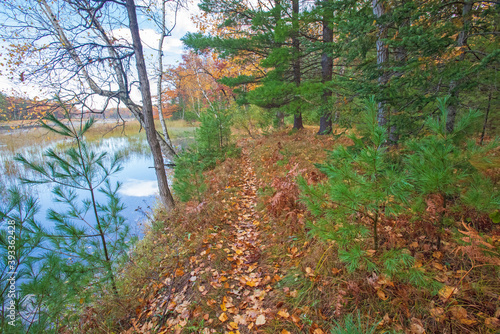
126;0;175;210
292;0;303;130
372;0;389;127
446;1;473;133
318;0;334;135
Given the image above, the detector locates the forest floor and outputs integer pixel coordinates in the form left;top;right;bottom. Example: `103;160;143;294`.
101;127;500;334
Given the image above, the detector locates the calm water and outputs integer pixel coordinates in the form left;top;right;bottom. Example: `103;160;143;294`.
0;134;179;238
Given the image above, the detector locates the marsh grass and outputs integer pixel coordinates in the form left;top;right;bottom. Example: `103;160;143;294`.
0;119;198;153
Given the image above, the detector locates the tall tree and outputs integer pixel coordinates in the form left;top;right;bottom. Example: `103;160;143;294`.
291;0;304;130
372;0;389;128
126;0;175;209
1;0;178;208
318;0;334;135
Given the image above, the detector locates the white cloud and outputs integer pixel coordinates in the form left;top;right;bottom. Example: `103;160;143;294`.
119;179;159;197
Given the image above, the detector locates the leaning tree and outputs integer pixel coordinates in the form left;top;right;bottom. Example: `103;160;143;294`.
0;0;185;209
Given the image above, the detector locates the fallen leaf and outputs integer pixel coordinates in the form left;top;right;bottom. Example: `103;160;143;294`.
438;285;457;300
410;317;425;334
255;314;266;326
377;289;388;301
278;309;290;318
234;314;247;325
219;312;228;323
485;317;500;329
281;330;291;334
433;251;443;259
229;322;239;329
430;307;446;322
175;268;184;277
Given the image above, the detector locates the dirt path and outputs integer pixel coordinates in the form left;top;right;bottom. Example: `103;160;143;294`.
127;149;280;333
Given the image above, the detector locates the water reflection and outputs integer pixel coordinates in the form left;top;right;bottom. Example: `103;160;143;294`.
0;135;168;237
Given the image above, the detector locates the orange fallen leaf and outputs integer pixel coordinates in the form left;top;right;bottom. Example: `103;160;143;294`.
281;330;291;334
377;289;388;301
229;322;239;329
219;312;228;322
278;309;290;318
175;268;184;277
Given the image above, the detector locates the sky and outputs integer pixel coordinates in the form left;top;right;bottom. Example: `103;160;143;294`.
0;0;201;100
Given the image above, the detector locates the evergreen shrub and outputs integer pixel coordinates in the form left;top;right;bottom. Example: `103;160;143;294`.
173;107;240;202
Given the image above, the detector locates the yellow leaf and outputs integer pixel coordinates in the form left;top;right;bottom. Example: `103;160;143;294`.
438;285;457;300
278;309;290;318
281;330;291;334
219;312;228;322
229;321;239;329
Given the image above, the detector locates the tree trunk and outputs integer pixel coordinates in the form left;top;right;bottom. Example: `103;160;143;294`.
480;91;492;145
318;0;334;135
372;0;389;127
274;0;285;129
292;0;304;130
39;0;178;162
126;0;175;210
446;1;473;133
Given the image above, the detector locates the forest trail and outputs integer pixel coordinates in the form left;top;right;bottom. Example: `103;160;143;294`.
127;148;282;333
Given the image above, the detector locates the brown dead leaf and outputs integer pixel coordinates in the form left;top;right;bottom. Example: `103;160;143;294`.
291;314;301;323
485;317;500;329
234;314;247;325
377;289;388;301
430;307;446;322
410;317;425;334
432;251;443;259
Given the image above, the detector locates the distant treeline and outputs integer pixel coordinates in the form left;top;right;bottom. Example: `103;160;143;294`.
0;92;137;122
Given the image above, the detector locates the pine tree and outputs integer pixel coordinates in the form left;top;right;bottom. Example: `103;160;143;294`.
299;97;408;254
14;106;130;298
406;97;497;248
